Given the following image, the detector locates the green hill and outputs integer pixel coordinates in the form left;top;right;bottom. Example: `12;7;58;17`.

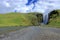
47;10;60;28
0;12;39;27
0;11;60;28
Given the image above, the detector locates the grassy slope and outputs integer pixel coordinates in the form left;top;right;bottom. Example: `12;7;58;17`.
0;12;38;27
47;10;60;28
0;11;60;28
47;16;60;28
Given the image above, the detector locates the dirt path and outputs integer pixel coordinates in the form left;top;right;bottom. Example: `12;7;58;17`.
0;26;60;40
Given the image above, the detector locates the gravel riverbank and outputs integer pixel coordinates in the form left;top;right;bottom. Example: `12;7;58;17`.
0;26;60;40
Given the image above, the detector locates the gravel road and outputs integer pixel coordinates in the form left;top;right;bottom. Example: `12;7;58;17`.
0;26;60;40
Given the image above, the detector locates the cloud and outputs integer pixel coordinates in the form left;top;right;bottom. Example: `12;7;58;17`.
3;1;10;7
0;0;60;13
14;3;34;13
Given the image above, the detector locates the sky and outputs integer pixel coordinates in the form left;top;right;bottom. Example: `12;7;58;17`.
0;0;60;13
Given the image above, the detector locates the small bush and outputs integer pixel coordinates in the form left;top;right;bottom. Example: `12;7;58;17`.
27;13;43;25
27;13;39;26
49;10;59;19
36;13;43;23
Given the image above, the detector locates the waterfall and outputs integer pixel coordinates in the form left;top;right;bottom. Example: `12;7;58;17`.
42;7;55;24
26;0;60;24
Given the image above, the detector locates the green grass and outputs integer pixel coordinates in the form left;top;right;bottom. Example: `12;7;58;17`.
47;10;60;28
39;10;60;28
0;12;38;27
0;11;60;28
